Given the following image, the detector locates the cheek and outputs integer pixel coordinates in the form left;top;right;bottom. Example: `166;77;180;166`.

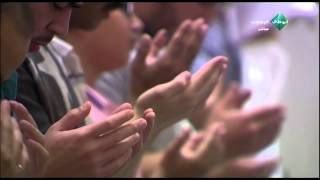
104;33;130;70
28;3;53;37
104;20;131;69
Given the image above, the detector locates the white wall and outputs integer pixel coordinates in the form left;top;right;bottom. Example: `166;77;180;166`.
278;15;319;178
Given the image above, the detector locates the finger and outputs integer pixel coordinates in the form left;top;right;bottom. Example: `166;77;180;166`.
1;100;11;119
98;118;147;150
197;123;225;163
85;109;134;137
252;115;284;152
192;56;228;93
111;103;133;114
19;143;29;174
206;71;226;107
100;148;133;177
100;133;140;164
150;29;168;57
234;89;252;109
1;100;14;151
132;34;152;72
219;82;239;108
155;71;191;98
166;19;192;59
11;118;24;168
179;18;207;68
136;71;191;106
142;110;155;143
165;128;191;158
10;101;37;128
219;82;252;110
194;58;228;107
55;101;91;131
19;120;45;146
131;138;143;160
239;110;284;156
186;133;204;152
25;139;49;177
242;105;285;125
143;108;153;116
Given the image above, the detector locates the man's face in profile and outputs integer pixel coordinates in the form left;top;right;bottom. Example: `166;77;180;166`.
28;3;75;52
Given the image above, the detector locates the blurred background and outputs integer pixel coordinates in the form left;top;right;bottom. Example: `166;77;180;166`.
174;2;319;177
220;2;319;178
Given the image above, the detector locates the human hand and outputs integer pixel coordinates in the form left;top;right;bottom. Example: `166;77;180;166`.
10;101;49;177
113;103;156;153
130;18;208;100
191;82;285;159
43;101;148;177
0;100;27;177
135;56;228;136
154;124;225;177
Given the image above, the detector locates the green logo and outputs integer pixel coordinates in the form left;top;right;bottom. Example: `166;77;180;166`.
271;13;288;30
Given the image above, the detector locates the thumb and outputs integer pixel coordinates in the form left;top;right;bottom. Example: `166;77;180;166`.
156;71;191;98
54;101;91;131
136;71;191;108
165;128;191;159
132;34;152;73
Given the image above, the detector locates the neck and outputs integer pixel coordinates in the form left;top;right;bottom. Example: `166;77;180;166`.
65;29;102;87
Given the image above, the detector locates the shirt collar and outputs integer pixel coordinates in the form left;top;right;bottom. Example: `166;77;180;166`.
50;36;74;58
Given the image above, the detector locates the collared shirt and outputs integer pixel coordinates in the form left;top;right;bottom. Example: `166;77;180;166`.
1;72;18;100
17;36;82;133
52;37;116;125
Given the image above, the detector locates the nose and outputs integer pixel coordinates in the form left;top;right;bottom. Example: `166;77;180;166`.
48;8;72;37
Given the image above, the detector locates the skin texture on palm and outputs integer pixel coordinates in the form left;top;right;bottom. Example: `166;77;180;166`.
42;101;153;177
190;81;285;160
130;18;208;101
1;100;27;177
140;125;279;178
140;125;225;177
1;100;49;177
135;56;228;139
9;101;49;177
